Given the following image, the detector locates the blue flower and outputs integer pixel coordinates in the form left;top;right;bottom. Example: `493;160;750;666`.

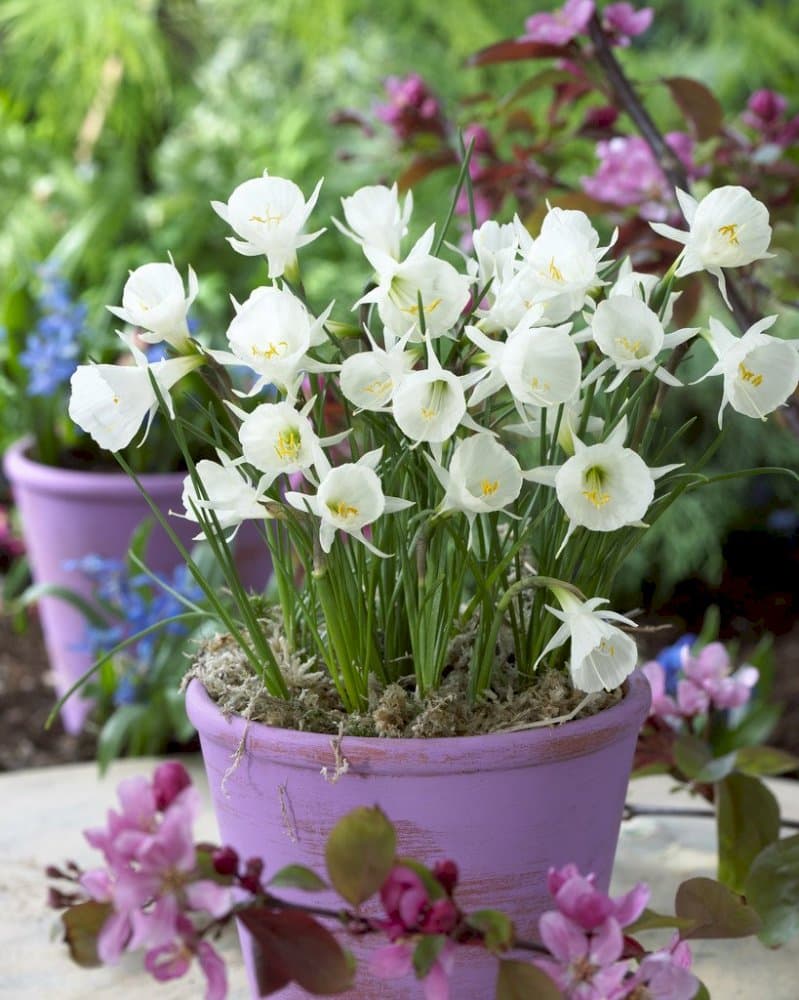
656;634;697;695
19;262;87;397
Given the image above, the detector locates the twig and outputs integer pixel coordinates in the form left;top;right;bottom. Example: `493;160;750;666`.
624;802;799;831
586;13;757;335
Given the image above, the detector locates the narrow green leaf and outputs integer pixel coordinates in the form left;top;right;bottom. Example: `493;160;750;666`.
744;835;799;946
325;806;396;906
495;959;563;999
268;865;328;893
735;745;799;777
17;581;108;628
412;934;446;979
675;877;761;939
717;773;780;893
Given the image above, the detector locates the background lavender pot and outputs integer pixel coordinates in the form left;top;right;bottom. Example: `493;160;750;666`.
186;671;651;999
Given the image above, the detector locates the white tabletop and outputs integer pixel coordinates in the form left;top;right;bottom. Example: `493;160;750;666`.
2;758;797;998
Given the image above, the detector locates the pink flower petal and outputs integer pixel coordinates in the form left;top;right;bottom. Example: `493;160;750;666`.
197;940;228;1000
371;942;413;980
185;880;233;919
539;911;589;962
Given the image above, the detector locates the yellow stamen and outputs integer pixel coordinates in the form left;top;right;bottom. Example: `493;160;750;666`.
420;406;438;420
599;639;616;657
738;362;763;387
249;211;283;226
402;297;442;316
530;375;551;392
274;428;301;461
614;336;643;357
548;257;564;282
364;377;393;395
582;466;610;508
718;223;740;246
112;396;120;405
329;500;359;519
252;340;288;360
481;479;499;496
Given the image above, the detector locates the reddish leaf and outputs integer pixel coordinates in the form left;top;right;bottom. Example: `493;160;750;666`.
468;38;572;67
61;901;112;968
397;152;456;191
663;77;724;140
238;907;354;995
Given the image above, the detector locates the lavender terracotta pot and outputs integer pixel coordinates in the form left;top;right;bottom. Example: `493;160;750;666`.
186;670;651;999
3;440;269;734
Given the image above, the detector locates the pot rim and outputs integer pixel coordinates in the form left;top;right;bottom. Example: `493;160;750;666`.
186;670;651;776
2;436;186;497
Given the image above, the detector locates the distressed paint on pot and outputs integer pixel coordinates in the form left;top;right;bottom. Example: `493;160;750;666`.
186;670;651;999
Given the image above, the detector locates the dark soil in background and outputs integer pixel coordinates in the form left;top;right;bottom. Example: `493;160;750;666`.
1;526;797;772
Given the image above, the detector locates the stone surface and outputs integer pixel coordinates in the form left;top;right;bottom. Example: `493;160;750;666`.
1;758;798;998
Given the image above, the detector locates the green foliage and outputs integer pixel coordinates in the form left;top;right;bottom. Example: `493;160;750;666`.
325;807;396;906
745;835;799;947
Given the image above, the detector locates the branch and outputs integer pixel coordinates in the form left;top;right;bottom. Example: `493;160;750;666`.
624;802;799;831
586;14;757;334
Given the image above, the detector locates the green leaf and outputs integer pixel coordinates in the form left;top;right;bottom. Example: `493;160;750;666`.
673;731;736;782
238;907;354;995
17;581;108;628
61;901;112;968
744;835;799;946
97;704;147;773
715;702;782;752
664;76;724;139
693;982;712;1000
325;806;396;906
467;910;514;953
674;877;761;939
625;907;696;935
495;959;563;999
735;745;799;777
412;934;446;979
268;864;328;893
717;773;780;893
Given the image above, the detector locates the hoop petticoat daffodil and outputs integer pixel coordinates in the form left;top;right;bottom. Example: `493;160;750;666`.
68;341;204;452
221;285;335;397
584;295;698;391
236;397;335;487
211;171;325;279
285;448;413;557
536;588;638;694
699;315;799;426
428;433;523;548
179;452;274;541
467;319;582;411
334;183;413;260
107;256;198;351
649;186;773;308
356;225;472;341
339;329;416;412
524;420;681;554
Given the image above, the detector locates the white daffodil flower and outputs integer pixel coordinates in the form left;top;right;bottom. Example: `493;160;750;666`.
334;184;412;259
536;588;638;693
107;257;198;351
524;420;679;553
429;433;522;546
650;186;773;308
211;171;325;278
471;219;519;293
340;331;416;412
285;449;412;556
224;286;334;396
180;453;272;540
68;344;203;452
585;296;698;391
237;398;322;485
520;207;615;323
467;320;582;411
506;399;604;457
357;226;472;340
700;315;799;426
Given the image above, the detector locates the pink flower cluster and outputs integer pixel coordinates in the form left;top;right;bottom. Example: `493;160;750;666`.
582;132;699;221
643;641;759;724
372;861;461;999
536;864;697;999
523;1;652;47
80;761;230;1000
742;89;799;149
375;74;448;143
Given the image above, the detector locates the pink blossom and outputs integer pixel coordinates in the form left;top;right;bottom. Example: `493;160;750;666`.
152;761;193;810
677;642;759;715
547;864;649;931
372;938;456;1000
629;935;698;999
380;865;459;939
375;74;447;143
523;0;595;46
602;3;654;46
641;661;680;724
196;940;228;1000
581;133;698;221
536;911;629;998
743;89;788;128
